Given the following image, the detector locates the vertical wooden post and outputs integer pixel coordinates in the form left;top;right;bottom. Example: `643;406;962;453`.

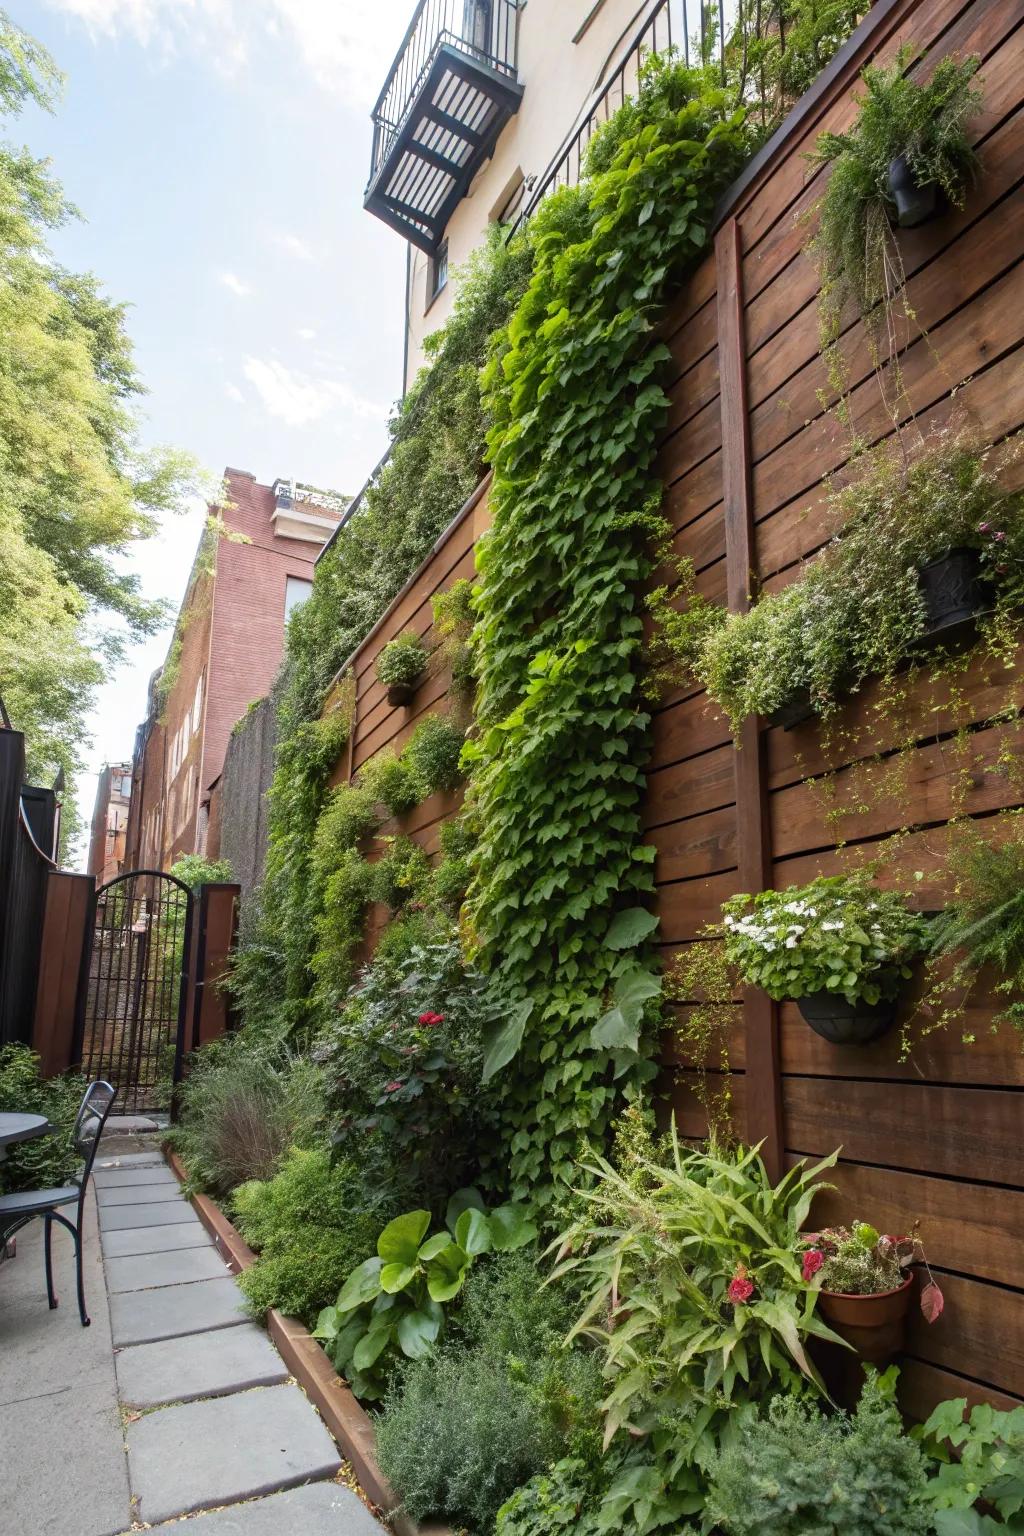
715;217;784;1180
33;871;95;1076
188;882;241;1050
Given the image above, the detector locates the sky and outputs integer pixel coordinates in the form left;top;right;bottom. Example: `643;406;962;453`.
13;0;415;860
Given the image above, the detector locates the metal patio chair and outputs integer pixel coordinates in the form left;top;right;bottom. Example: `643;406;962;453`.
0;1080;117;1326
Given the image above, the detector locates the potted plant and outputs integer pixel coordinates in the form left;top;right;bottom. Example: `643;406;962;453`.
916;545;991;649
811;51;981;347
721;873;931;1044
802;1222;943;1367
376;632;428;707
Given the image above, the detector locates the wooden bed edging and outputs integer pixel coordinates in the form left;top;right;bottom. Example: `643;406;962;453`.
162;1145;452;1536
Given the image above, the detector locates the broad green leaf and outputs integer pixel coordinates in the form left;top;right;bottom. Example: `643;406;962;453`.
336;1257;383;1314
312;1305;339;1341
425;1242;471;1302
605;907;660;950
481;998;534;1082
418;1231;454;1262
379;1262;417;1294
352;1325;392;1371
445;1187;485;1231
397;1307;442;1360
377;1210;430;1266
489;1203;539;1252
454;1206;492;1256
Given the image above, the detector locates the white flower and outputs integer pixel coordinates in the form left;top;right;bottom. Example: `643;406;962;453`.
785;937;798;949
822;921;843;932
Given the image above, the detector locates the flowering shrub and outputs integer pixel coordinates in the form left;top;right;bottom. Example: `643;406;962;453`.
316;933;501;1205
721;874;930;1006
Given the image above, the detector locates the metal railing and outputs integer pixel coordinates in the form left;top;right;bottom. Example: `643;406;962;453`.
510;0;860;234
369;0;520;188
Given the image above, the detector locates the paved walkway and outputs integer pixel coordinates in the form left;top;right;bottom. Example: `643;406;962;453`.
1;1128;387;1534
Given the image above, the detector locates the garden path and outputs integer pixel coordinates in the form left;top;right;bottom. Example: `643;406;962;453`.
0;1119;387;1534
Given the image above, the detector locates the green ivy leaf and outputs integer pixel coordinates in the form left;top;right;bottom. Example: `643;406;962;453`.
605;907;660;949
481;998;534;1082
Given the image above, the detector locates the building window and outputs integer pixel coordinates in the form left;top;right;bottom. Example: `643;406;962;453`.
191;673;204;734
285;575;313;620
427;240;449;309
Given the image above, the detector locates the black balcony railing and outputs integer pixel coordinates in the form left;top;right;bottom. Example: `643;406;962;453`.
365;0;523;253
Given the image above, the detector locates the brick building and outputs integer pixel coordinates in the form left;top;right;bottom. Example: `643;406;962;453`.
123;470;346;871
86;761;132;885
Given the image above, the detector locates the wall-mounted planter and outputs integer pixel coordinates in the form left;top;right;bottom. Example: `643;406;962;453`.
796;989;897;1045
767;688;817;731
386;681;417;708
818;1274;914;1365
916;547;991;650
887;154;940;228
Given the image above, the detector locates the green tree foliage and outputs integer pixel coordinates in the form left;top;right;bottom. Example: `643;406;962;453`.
466;64;752;1199
0;11;200;829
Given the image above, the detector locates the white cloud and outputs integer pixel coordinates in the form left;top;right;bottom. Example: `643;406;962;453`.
297;326;316;341
274;231;315;263
224;381;245;403
219;270;252;297
242;355;387;429
43;0;414;103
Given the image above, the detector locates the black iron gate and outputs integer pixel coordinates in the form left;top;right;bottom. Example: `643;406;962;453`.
76;870;193;1114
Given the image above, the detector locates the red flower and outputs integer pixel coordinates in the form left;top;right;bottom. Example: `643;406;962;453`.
384;1081;403;1093
417;1011;445;1026
802;1249;824;1284
728;1265;755;1304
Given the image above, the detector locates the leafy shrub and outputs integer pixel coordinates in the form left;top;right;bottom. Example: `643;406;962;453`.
553;1142;844;1486
170;1033;325;1196
706;1369;931;1535
309;847;373;1003
168;853;233;890
405;714;464;797
317;933;500;1204
315;1197;536;1400
696;430;1024;730
311;785;377;869
233;1146;385;1326
376;632;428;689
361;749;419;817
0;1046;84;1194
720;874;930;1006
917;1395;1024;1530
368;835;431;911
432;578;476;691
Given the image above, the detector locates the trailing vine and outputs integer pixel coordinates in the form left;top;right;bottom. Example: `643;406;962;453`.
466;63;753;1201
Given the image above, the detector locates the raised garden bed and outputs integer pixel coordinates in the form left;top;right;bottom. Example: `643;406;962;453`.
162;1147;451;1536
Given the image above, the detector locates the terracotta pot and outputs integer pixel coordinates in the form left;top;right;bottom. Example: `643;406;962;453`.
797;989;897;1046
818;1275;914;1366
386;681;415;708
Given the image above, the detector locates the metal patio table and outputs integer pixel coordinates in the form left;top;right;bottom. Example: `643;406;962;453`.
0;1112;51;1162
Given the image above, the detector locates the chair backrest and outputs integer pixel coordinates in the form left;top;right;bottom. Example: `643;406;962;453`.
73;1080;117;1188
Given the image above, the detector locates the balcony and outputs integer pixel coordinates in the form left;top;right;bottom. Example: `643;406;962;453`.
365;0;523;253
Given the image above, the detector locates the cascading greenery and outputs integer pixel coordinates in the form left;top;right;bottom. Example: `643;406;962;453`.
466;62;753;1201
231;226;533;1036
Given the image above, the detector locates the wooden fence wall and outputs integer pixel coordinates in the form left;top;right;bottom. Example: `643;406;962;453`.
325;0;1023;1418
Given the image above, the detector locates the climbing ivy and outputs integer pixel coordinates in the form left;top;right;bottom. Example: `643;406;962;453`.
466;64;753;1200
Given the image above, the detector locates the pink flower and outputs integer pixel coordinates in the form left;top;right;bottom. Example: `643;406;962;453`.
728;1265;755;1305
802;1249;824;1283
994;531;1007;543
978;522;990;532
384;1081;403;1093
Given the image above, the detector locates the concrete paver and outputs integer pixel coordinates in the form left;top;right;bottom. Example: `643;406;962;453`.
93;1164;179;1188
96;1179;184;1206
148;1480;385;1533
101;1219;212;1257
100;1197;200;1230
127;1382;341;1524
116;1322;289;1408
105;1243;228;1292
110;1274;249;1345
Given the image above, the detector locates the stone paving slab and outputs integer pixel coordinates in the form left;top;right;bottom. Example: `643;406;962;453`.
97;1180;184;1206
101;1220;212;1258
96;1150;166;1170
110;1275;248;1346
93;1164;178;1188
105;1244;228;1293
148;1480;384;1533
127;1383;341;1524
116;1322;289;1408
101;1199;199;1230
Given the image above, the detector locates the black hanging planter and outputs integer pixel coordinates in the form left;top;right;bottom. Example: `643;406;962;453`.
887;155;940;229
916;547;991;650
386;681;416;708
797;990;897;1046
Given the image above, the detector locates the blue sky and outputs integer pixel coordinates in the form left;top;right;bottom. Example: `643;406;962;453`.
14;0;415;856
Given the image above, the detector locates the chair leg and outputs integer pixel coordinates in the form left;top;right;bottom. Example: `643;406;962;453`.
74;1225;90;1328
44;1215;57;1310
